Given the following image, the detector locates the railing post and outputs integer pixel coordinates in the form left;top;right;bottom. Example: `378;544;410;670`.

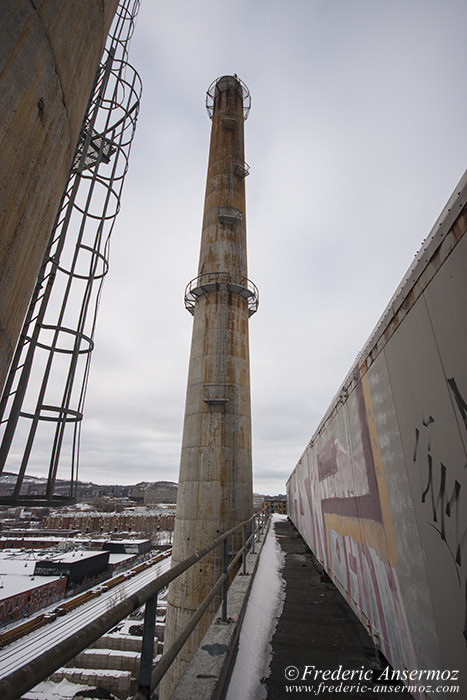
138;592;158;697
251;518;256;554
222;536;228;621
242;523;247;575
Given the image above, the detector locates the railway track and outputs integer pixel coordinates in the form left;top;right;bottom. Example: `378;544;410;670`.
0;550;171;679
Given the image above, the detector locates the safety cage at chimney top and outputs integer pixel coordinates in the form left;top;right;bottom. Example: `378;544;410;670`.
205;76;251;120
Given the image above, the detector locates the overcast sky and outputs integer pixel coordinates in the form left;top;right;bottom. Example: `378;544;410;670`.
74;0;467;494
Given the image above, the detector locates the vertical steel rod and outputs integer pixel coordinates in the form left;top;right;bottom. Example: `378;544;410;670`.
222;537;228;622
242;523;247;575
138;592;158;697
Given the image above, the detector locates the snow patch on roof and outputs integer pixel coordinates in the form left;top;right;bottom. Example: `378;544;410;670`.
0;573;63;600
20;678;90;699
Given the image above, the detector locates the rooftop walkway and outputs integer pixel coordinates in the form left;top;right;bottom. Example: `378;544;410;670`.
265;518;412;699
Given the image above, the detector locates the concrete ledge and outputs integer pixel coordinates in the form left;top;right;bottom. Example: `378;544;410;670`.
70;648;142;672
92;632;156;653
171;519;271;700
50;667;134;700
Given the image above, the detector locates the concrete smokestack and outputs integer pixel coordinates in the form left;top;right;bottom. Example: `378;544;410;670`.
162;75;257;696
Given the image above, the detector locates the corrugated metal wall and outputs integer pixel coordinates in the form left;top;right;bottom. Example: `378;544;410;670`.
287;172;467;698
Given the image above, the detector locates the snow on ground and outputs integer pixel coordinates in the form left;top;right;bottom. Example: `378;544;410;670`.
0;555;171;678
22;677;93;699
226;513;287;700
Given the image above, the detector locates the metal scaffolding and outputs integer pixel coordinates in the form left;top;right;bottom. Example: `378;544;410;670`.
0;0;142;505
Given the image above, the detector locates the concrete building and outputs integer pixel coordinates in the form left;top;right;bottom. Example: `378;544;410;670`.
103;538;151;555
162;75;257;696
34;549;110;587
262;495;287;514
43;510;174;536
0;565;67;626
0;0;118;395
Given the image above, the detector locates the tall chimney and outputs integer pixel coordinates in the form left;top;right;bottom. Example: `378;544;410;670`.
162;75;257;696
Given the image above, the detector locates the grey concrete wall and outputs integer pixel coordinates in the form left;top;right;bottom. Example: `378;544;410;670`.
0;0;118;394
287;172;467;699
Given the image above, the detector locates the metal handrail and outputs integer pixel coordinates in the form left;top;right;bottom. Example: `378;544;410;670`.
184;271;259;317
137;515;266;699
0;507;270;700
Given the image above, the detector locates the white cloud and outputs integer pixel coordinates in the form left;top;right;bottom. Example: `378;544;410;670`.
12;0;467;495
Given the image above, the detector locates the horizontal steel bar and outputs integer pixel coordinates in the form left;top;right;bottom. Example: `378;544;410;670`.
134;515;266;699
141;572;228;699
0;509;267;700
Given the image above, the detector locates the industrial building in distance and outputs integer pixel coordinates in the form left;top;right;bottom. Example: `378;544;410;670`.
0;481;176;630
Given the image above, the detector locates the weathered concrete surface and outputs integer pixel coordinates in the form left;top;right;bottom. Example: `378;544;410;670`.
50;667;135;700
68;648;142;673
162;76;255;697
92;632;155;654
287;173;467;700
265;519;412;700
0;0;118;394
171;520;268;700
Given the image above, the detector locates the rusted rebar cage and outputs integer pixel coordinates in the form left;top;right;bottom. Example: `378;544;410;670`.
0;0;142;505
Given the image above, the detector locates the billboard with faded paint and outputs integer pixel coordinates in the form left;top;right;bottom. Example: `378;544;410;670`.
287;172;467;699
